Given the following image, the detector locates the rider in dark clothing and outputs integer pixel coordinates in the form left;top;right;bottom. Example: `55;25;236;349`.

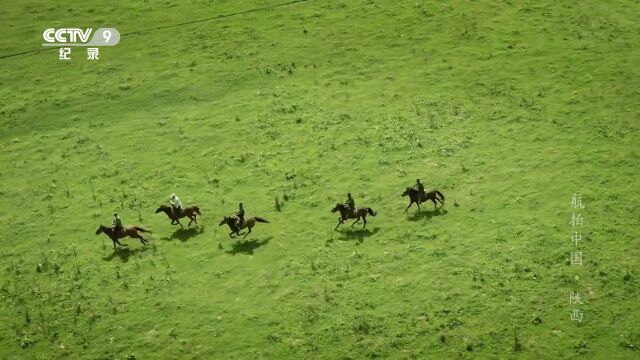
235;203;245;229
416;179;425;204
345;193;355;216
112;212;123;239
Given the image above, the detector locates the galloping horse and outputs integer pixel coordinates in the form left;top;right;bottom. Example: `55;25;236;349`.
402;187;445;211
95;225;151;251
219;216;269;239
155;204;201;227
331;203;376;230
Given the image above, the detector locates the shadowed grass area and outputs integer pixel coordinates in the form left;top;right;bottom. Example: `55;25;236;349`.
226;237;272;255
0;0;639;358
165;226;205;242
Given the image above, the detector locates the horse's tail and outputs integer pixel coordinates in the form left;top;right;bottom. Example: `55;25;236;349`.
367;208;376;216
435;191;445;202
135;226;152;233
254;217;269;223
193;206;201;215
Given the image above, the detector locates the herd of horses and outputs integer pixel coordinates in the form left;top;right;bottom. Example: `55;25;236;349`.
95;186;445;252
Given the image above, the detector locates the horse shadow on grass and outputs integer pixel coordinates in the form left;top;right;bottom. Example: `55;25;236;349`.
102;245;151;263
163;226;205;242
336;227;380;244
408;208;448;221
225;237;272;256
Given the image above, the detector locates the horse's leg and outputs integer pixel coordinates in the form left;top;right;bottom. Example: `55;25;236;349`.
188;216;194;227
112;239;117;252
406;201;414;211
176;219;183;228
132;231;146;245
363;215;367;228
335;218;344;230
432;198;437;209
351;217;360;226
243;226;252;239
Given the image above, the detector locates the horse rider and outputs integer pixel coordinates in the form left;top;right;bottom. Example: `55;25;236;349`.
235;202;245;229
170;193;183;220
416;179;425;204
345;193;355;216
112;212;123;239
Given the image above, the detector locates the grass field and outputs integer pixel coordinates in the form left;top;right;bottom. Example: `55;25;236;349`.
1;0;639;359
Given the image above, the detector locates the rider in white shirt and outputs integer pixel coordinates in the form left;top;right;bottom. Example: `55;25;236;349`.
170;193;183;219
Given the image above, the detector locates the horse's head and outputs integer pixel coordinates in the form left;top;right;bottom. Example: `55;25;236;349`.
155;205;168;213
402;187;412;197
331;203;343;213
219;216;229;226
95;225;106;235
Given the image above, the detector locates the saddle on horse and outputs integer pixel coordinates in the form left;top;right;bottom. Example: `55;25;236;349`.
172;206;183;219
234;216;245;229
415;187;429;200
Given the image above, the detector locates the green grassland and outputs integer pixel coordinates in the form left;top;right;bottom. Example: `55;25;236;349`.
1;0;639;358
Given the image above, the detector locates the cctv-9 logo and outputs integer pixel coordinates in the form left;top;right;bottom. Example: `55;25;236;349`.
42;28;120;46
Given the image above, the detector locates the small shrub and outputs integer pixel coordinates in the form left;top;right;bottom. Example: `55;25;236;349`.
20;335;34;349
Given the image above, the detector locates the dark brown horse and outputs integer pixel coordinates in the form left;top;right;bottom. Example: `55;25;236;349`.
331;203;376;230
402;187;445;211
219;216;269;239
95;225;151;251
155;205;201;227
